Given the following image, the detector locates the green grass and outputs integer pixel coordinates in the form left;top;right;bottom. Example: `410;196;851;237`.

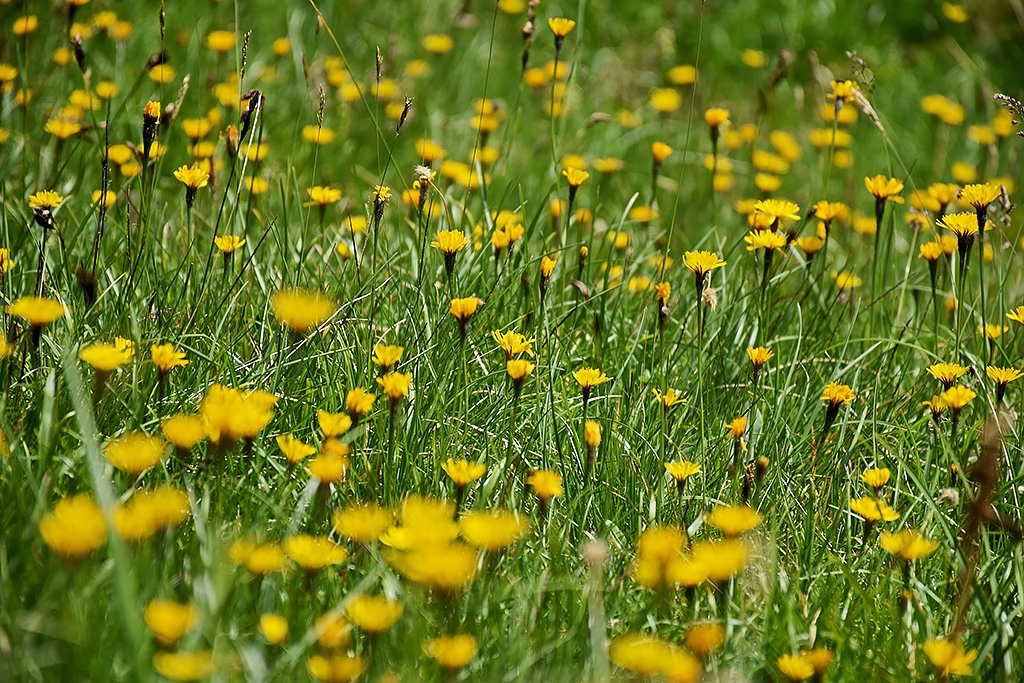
0;0;1023;681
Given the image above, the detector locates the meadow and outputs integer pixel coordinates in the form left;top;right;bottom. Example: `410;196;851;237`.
0;0;1022;680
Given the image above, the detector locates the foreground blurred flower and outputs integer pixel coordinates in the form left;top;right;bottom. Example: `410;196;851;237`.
200;384;277;447
306;653;365;683
881;528;939;563
259;613;289;645
145;600;201;647
105;431;166;475
112;486;190;541
7;297;67;337
284;534;349;572
922;638;977;680
610;633;701;683
152;650;213;681
39;494;107;558
346;595;404;634
424;634;479;671
333;503;393;544
271;289;337;334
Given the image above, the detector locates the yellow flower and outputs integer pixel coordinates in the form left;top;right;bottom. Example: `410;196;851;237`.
861;467;891;489
754;198;801;223
371;344;404;371
449;297;480;323
849;497;899;523
144;600;201;647
152;651;213;681
880;529;939;561
161;414;205;450
151;343;188;374
199;384;276;445
1007;306;1024;326
313;612;353;649
306;653;365;682
459;509;530;551
44;119;82;139
388;541;478;590
922;638;978;678
655;281;671;305
284;534;349;571
527;469;563;500
685;622;725;657
173;163;210;191
376;372;412;401
835;271;862;290
506;359;535;382
653;387;684;408
7;296;66;326
919;241;943;262
683;250;726;275
214;235;245;254
492;330;535;358
346;595;404;633
611;633;699;680
259;613;289;645
431;230;470;255
864;175;905;203
562;167;589;187
38;494;107;558
747;346;774;369
105;431;166;474
79;341;133;372
345;387;376;418
424;634;479;670
812;200;849;222
940;212;979;240
821;382;855;406
573;367;611;389
240;542;287;575
333;503;393;543
744;229;788;251
547;17;576;38
987;366;1024;387
797;236;825;256
705;504;762;536
928;182;960;207
422;33;454;54
724;416;747;440
960;182;1001;209
206;29;236;52
13;15;38;35
652;141;673;164
941;385;976;411
664;460;700;483
28;190;65;209
276;434;316;464
306;185;341;206
302;125;336;145
777;653;815;681
704;107;730;127
828;79;859;103
270;289;337;333
442;458;486;487
927;361;969;389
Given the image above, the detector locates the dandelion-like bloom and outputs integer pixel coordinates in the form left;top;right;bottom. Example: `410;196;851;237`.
492;330;535;359
527;469;563;510
104;431;166;475
144;600;201;647
79;341;133;372
346;595;404;634
664;461;700;491
345;387;376;421
574;366;611;408
864;175;905;203
940;212;979;260
685;623;725;658
1007;306;1024;326
162;414;205;450
987;366;1024;403
460;509;530;552
683;250;726;296
651;141;673;165
926;361;968;390
38;494;107;558
835;271;862;291
861;467;890;490
214;235;245;255
173;164;210;208
271;289;337;333
747;346;774;381
306;653;365;683
377;372;412;402
259;613;288;645
754;198;801;226
653;387;684;409
284;534;349;571
152;651;214;682
506;358;535;387
151;343;189;374
828;79;859;105
777;653;815;681
705;504;762;537
850;497;899;523
7;296;67;328
442;458;486;487
333;503;393;544
821;382;855;407
276;434;316;465
922;638;978;679
960;182;1001;234
306;185;341;206
371;344;404;372
941;385;975;413
28;190;65;209
449;297;479;332
432;230;470;256
424;634;479;671
880;528;939;562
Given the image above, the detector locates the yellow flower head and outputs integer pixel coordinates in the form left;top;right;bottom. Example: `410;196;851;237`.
919;241;943;262
506;359;535;382
259;613;289;645
7;296;67;326
812;200;849;222
449;296;480;322
492;329;535;358
346;387;377;418
834;271;863;290
527;469;563;500
161;414;206;450
573;367;611;389
371;344;404;371
152;651;213;681
926;361;968;388
922;638;978;678
346;595;404;633
685;622;726;657
1006;306;1024;326
655;281;671;305
777;653;815;681
28;190;65;209
724;416;747;440
38;494;107;558
333;503;393;543
144;600;201;647
276;434;316;464
850;497;899;523
987;366;1024;387
864;175;905;203
821;381;855;406
828;79;859;103
704;107;730;127
960;182;1001;209
271;289;337;333
540;255;557;278
214;235;245;254
653;387;684;408
744;229;788;251
283;534;348;571
442;458;486;487
173;163;210;190
683;250;726;275
754;198;801;224
431;230;470;255
424;634;479;670
664;460;700;483
547;17;576;38
940;212;979;239
705;504;762;536
860;467;890;489
940;385;976;411
376;372;412;401
105;431;166;475
306;185;341;206
317;409;352;438
651;141;673;164
747;346;774;369
79;341;133;372
459;509;530;552
562;167;590;187
880;528;939;561
151;343;188;374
